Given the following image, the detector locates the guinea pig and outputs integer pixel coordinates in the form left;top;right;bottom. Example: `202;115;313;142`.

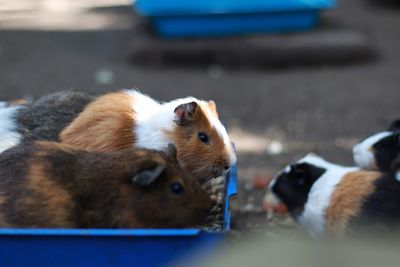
0;90;236;182
353;119;400;172
266;154;400;237
0;141;215;228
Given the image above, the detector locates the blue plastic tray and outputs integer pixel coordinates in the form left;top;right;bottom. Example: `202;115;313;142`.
134;0;335;37
0;164;237;267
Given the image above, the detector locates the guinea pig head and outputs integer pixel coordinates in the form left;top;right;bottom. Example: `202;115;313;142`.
128;144;215;228
171;101;236;182
353;119;400;171
267;162;326;219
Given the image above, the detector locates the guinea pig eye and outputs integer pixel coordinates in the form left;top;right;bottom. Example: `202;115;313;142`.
198;132;209;143
170;182;184;195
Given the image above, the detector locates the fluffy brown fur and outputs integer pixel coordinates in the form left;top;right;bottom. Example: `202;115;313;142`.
325;170;381;235
0;141;214;228
28;163;74;227
60;92;136;152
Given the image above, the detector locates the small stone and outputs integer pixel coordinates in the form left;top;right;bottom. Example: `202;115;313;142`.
251;174;271;189
267;140;284;155
241;203;256;212
94;69;114;85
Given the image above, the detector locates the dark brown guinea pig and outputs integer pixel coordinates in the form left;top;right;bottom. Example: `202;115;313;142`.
0;142;215;229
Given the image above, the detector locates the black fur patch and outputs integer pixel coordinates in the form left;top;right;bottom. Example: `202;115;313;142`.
349;172;400;233
372;133;400;172
271;163;326;219
15;91;95;142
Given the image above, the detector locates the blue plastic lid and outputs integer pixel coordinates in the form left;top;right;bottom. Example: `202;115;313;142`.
135;0;335;16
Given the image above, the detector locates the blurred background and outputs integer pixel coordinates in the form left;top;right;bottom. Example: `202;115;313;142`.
0;0;399;237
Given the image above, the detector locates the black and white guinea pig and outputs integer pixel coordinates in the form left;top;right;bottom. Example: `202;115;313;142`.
0;90;236;182
266;154;400;237
353;119;400;172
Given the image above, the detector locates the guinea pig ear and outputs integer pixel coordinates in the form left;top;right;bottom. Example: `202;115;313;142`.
174;102;199;126
132;165;166;187
207;100;218;117
388;119;400;132
167;143;177;159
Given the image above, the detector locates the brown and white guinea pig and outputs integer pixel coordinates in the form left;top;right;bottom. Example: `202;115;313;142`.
0;141;215;228
0;90;236;182
353;119;400;172
266;154;400;237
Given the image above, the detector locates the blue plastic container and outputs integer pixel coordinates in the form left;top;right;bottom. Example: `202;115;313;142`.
0;164;237;267
134;0;335;37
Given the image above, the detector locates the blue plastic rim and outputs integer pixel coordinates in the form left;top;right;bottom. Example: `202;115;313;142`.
152;11;320;38
135;0;335;16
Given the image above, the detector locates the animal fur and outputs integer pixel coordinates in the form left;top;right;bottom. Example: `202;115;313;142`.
353;119;400;172
0;90;236;181
0;141;214;228
325;171;381;236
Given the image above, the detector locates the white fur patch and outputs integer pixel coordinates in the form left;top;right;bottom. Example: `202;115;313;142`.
0;106;22;153
396;172;400;182
353;131;392;170
124;90;172;151
296;154;359;237
124;90;236;165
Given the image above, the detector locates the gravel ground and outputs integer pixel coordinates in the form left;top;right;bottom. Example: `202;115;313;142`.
0;0;399;234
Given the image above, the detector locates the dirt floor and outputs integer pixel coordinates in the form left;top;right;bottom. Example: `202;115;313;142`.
0;0;399;235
